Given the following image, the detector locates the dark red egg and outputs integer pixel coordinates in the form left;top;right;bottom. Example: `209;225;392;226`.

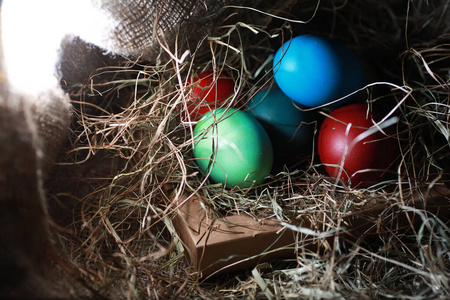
318;103;398;187
183;70;235;121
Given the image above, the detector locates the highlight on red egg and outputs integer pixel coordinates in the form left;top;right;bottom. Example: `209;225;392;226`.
181;70;235;122
317;103;399;188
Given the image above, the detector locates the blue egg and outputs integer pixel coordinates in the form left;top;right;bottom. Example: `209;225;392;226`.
245;86;315;156
273;34;365;107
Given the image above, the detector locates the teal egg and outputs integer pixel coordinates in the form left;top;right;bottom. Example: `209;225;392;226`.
246;87;315;157
193;108;273;189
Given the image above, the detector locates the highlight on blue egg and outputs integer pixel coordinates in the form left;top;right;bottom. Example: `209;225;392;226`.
245;86;315;158
273;34;365;108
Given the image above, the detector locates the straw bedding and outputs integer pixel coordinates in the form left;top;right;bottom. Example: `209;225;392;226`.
1;0;449;299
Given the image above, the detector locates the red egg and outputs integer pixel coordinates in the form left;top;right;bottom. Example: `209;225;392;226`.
183;70;235;121
318;103;398;187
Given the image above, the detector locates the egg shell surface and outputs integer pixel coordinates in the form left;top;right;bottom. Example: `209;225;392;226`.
193;108;273;189
273;34;365;108
317;103;398;187
184;70;235;121
246;87;315;155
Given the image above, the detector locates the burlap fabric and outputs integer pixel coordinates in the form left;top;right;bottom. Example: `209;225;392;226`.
93;0;234;61
0;0;238;297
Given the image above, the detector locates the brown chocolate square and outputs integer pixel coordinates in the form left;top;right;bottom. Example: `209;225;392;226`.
172;185;450;278
172;196;296;277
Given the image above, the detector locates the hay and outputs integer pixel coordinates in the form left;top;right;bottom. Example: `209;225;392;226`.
49;0;450;298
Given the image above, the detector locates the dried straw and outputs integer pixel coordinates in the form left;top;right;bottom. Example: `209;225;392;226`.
49;0;450;298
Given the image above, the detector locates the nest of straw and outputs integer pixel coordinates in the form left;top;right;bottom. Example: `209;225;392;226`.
48;0;449;298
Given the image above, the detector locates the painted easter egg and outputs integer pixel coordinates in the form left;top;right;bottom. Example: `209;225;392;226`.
193;108;273;189
273;34;365;108
317;103;398;187
184;70;235;121
245;86;315;157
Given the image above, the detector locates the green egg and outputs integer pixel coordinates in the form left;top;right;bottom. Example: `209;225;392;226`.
193;108;273;189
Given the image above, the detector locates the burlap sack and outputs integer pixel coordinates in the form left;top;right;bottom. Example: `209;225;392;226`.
0;1;238;297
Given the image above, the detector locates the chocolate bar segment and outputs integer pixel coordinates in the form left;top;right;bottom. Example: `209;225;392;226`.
172;196;296;278
172;185;450;278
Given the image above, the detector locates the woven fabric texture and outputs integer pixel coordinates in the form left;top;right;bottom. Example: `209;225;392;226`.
84;0;236;60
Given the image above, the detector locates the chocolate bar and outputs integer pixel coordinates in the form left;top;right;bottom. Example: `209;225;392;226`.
172;185;450;278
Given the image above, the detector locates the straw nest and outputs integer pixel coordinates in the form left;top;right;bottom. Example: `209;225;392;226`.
48;0;449;298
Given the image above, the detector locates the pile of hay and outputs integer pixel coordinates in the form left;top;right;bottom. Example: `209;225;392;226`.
48;0;449;298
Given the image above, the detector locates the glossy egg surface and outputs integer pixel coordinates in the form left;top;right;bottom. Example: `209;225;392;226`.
193;108;273;189
318;103;398;187
273;34;365;108
184;70;235;121
246;86;315;156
